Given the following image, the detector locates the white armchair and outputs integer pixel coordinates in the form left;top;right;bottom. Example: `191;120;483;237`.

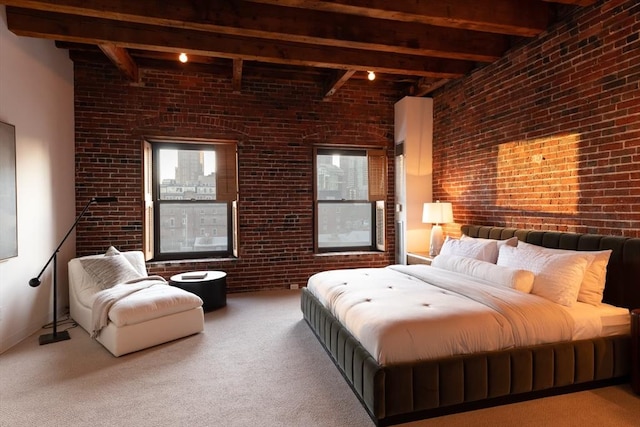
68;249;204;356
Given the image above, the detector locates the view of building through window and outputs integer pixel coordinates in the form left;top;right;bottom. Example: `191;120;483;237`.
316;151;372;248
158;148;228;253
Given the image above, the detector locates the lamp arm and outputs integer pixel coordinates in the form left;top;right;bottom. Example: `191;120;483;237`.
29;197;97;287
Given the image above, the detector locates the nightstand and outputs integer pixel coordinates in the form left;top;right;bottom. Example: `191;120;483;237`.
407;252;434;265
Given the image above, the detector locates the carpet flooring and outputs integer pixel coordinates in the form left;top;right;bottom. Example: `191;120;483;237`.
1;289;639;427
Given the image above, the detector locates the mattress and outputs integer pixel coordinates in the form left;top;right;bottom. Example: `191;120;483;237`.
307;264;630;365
563;301;631;338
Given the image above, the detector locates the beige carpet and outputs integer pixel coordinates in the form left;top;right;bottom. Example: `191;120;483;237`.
1;290;638;427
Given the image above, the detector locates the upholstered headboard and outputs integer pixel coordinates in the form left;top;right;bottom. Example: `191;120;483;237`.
461;225;640;310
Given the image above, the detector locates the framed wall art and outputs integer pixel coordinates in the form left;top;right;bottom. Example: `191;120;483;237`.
0;121;18;260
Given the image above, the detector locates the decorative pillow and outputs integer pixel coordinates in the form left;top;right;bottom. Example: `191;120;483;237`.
517;241;612;306
432;254;535;293
105;246;121;256
440;236;499;263
461;234;518;250
80;250;144;290
497;245;591;307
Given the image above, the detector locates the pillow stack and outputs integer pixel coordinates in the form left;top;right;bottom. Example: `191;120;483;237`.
433;235;612;307
498;242;611;306
435;235;533;292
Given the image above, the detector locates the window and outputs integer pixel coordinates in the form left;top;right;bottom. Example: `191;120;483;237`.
143;139;238;260
314;147;387;252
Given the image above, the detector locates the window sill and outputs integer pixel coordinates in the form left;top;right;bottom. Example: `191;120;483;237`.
147;256;238;266
314;251;385;257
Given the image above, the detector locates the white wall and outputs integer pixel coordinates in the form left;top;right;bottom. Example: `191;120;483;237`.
394;97;434;255
0;6;75;353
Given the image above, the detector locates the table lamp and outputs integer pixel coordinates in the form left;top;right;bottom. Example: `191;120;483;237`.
422;201;453;257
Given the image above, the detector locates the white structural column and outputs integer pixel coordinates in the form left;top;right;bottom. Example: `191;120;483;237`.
394;97;434;262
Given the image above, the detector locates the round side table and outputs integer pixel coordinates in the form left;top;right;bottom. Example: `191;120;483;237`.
169;271;227;311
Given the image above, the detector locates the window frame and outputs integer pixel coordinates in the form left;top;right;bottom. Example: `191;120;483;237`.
313;145;387;253
143;138;238;261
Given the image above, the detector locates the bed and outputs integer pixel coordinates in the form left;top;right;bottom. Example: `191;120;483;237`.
301;225;640;426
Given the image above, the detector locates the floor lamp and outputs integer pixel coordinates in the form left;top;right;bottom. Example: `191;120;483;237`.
29;196;117;345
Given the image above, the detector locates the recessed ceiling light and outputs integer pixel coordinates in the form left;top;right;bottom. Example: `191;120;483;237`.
179;53;188;63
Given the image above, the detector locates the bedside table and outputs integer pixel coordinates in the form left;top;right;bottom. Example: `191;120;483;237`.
407;252;434;265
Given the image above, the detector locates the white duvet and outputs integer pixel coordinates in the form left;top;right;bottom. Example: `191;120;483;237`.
306;264;593;365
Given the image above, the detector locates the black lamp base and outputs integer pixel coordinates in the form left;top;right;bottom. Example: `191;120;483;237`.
38;330;71;345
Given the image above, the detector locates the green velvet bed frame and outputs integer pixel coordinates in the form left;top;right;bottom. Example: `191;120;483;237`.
301;225;640;426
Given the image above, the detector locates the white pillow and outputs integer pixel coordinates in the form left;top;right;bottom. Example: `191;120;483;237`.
497;245;591;307
80;249;144;290
105;246;121;256
440;236;499;263
517;242;612;305
432;254;534;293
461;234;518;250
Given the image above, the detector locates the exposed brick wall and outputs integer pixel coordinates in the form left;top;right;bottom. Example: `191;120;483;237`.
433;0;640;238
74;62;397;292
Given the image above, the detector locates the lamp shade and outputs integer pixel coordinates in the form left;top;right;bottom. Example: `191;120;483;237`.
422;201;453;225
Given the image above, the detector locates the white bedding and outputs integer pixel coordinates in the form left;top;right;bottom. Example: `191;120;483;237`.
306;264;629;365
561;301;630;338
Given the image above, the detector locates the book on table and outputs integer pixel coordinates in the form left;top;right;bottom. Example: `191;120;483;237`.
181;272;208;280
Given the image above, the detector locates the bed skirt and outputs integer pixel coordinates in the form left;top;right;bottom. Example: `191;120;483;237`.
301;288;631;426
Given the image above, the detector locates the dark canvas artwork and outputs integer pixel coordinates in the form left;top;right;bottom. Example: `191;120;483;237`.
0;121;18;260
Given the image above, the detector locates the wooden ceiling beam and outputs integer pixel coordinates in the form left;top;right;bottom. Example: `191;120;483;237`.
0;0;598;93
247;0;551;36
323;69;355;100
5;8;473;78
542;0;597;5
410;78;451;97
98;43;138;82
232;59;243;94
0;0;507;63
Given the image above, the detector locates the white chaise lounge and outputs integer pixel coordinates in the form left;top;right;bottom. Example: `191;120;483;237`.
68;248;204;356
